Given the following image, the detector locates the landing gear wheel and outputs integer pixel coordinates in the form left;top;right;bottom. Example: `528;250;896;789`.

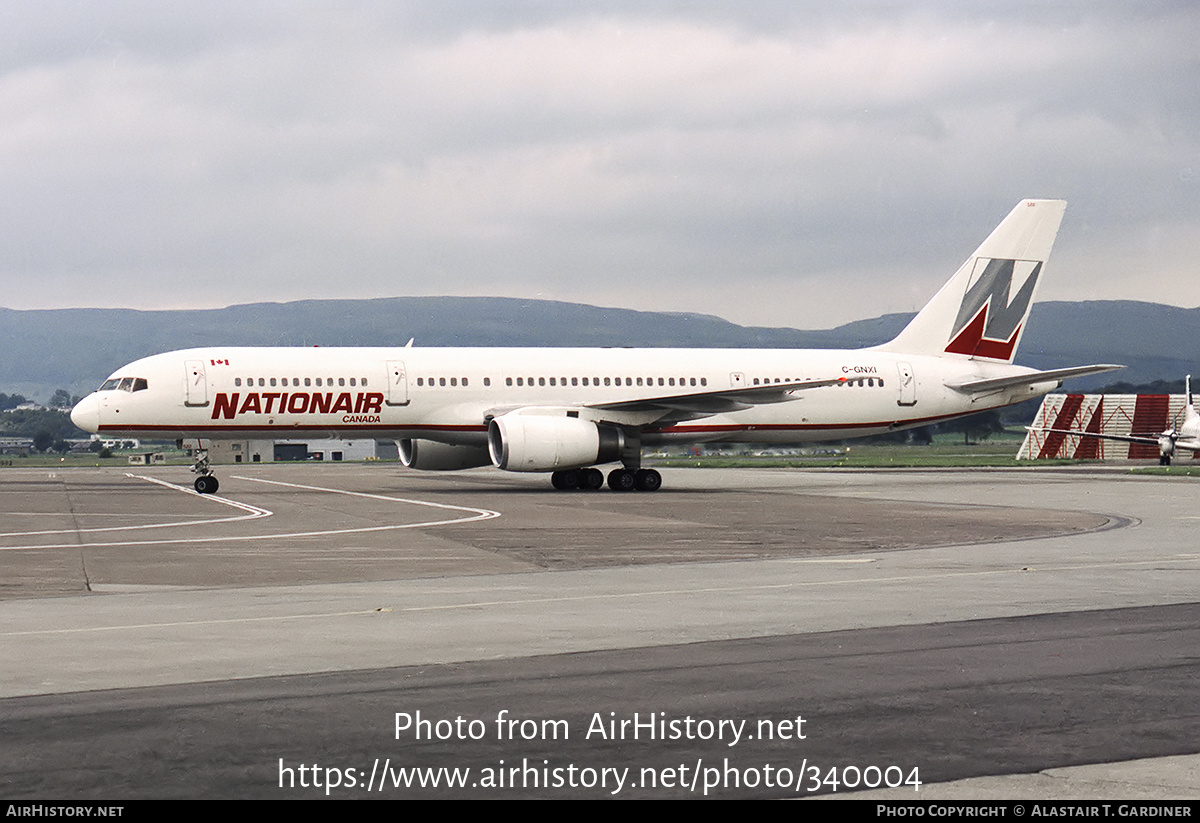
634;468;662;492
608;468;636;491
551;469;580;490
194;475;219;494
1160;454;1172;466
579;468;604;490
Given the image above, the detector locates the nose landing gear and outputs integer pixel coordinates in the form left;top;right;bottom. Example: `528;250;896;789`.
194;475;220;494
190;448;220;494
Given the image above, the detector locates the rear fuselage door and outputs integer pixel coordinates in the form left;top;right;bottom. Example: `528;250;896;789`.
185;360;208;407
897;361;916;406
386;360;409;406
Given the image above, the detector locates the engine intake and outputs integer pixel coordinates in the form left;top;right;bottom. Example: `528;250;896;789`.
488;413;623;472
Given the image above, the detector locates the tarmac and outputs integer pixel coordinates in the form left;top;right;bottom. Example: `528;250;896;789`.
1;463;1197;799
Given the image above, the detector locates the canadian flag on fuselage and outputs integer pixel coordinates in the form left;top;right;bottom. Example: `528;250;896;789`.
880;199;1065;365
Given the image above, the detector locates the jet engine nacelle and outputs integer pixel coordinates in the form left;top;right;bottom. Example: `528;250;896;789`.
488;412;624;472
398;439;492;471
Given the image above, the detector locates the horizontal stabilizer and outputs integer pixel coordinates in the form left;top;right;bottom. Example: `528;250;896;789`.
946;364;1122;394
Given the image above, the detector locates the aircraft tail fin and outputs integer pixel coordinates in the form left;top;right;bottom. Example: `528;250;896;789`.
877;199;1066;364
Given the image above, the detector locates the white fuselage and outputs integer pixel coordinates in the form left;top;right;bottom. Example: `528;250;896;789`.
72;345;1057;447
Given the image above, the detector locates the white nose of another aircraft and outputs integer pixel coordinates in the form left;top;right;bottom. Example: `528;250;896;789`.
70;394;100;433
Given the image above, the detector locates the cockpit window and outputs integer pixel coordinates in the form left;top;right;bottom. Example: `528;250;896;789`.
100;377;149;392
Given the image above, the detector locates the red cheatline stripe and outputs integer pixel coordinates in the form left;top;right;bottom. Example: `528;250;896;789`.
98;424;489;433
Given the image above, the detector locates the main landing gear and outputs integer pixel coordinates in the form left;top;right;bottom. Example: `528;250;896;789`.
190;448;220;494
549;467;662;492
549;431;662;491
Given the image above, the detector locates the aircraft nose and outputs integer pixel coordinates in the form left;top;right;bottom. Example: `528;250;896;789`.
70;394;100;433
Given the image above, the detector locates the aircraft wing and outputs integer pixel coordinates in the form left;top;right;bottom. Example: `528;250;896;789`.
484;376;847;427
1026;426;1163;447
1029;426;1200;453
946;364;1123;394
587;376;848;419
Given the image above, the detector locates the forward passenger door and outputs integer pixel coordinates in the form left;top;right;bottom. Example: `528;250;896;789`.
184;360;208;407
386;361;410;406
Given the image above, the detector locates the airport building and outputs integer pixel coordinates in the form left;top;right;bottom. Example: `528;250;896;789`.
206;439;398;464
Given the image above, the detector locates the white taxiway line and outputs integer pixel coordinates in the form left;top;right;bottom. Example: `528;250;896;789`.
0;474;500;551
0;608;391;637
4;553;1197;639
381;555;1200;614
232;474;503;520
0;473;273;539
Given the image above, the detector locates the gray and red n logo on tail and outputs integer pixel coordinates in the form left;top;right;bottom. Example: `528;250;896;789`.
944;257;1042;361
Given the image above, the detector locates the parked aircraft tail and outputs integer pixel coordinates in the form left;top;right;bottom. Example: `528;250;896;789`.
878;199;1066;364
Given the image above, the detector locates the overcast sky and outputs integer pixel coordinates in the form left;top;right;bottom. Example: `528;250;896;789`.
1;1;1196;328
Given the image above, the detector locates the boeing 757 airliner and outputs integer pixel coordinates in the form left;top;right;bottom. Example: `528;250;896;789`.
71;199;1120;493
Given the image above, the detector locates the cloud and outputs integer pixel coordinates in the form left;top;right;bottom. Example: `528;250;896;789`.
0;2;1197;327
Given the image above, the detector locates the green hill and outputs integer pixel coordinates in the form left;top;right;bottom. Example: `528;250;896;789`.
1;298;1195;402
